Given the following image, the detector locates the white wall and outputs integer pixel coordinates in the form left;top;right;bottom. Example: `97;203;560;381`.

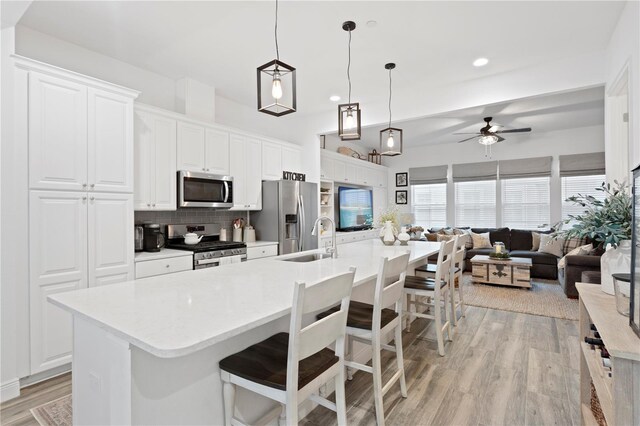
604;1;640;177
384;124;605;227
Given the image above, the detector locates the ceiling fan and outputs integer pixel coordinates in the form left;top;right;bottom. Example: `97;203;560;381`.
454;117;532;145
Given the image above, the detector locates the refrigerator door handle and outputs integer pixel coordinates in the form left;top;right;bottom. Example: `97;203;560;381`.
299;194;306;251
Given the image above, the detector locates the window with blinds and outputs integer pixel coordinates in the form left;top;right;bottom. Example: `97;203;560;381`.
455;180;496;227
502;177;550;229
561;174;606;221
411;183;447;228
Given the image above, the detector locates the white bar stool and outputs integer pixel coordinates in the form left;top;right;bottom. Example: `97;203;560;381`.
219;268;356;426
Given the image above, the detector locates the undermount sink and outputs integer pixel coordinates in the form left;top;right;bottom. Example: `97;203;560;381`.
279;253;332;263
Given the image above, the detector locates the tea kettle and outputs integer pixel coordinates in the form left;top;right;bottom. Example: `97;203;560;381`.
183;232;204;245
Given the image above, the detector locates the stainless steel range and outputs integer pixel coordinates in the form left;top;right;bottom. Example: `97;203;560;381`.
166;224;247;269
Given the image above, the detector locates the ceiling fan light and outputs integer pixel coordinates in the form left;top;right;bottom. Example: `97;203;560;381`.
478;135;499;146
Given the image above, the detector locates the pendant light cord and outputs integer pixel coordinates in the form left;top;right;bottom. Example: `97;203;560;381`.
347;29;352;104
274;0;280;61
388;68;392;128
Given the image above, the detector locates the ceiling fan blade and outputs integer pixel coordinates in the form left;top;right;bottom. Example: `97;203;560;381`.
452;132;481;135
495;127;532;134
495;136;506;142
488;125;501;132
457;136;479;143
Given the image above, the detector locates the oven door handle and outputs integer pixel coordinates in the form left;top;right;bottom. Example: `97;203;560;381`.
195;258;222;266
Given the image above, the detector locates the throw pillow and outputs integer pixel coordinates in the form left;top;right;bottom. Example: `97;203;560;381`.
558;244;593;268
471;232;492;249
561;237;587;256
531;232;541;251
436;234;455;242
538;234;564;258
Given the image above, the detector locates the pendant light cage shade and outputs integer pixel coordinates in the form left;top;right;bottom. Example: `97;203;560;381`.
380;127;403;156
257;59;296;116
338;102;362;140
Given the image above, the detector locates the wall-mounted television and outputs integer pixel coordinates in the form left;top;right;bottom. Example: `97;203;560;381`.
337;186;374;231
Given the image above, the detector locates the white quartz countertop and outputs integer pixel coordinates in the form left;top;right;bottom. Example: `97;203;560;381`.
245;241;279;248
134;249;193;262
50;240;440;358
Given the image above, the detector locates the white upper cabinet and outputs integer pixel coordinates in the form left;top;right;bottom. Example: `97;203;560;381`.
320;151;388;187
282;146;302;174
88;193;134;287
262;141;283;180
230;134;262;210
29;72;88;191
320;157;335;180
88;89;134;193
356;166;371;186
374;169;388;188
177;122;206;172
333;161;347;182
28;71;135;193
134;110;177;210
177;122;230;175
204;128;230;175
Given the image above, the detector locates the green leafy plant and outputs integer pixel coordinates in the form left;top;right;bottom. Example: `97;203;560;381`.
554;180;632;249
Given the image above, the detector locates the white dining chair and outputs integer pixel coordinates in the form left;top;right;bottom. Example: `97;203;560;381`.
219;267;356;426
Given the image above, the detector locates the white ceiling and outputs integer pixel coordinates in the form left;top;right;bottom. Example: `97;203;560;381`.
17;1;625;118
325;85;605;149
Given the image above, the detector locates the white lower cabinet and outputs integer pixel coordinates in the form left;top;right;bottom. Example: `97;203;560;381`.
135;255;192;279
29;191;134;374
246;244;278;260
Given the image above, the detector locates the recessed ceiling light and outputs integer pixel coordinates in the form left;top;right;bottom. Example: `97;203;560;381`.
329;95;341;102
473;57;489;67
366;20;377;27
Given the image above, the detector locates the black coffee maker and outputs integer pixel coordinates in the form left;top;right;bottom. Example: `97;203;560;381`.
143;224;165;252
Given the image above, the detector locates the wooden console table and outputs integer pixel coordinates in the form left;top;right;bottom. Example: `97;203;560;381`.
577;283;640;425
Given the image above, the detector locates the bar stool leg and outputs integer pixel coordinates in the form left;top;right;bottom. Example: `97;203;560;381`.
371;338;386;426
278;404;286;426
444;288;453;342
346;336;354;380
394;322;408;398
222;381;235;426
434;295;445;357
335;363;348;426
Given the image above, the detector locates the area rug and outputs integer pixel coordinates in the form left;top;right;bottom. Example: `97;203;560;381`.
31;394;72;426
461;273;579;320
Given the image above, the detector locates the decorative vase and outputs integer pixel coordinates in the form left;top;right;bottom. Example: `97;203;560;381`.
398;226;410;246
600;240;632;295
379;221;397;246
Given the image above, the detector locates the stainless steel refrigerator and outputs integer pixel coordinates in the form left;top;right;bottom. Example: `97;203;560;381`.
251;180;318;255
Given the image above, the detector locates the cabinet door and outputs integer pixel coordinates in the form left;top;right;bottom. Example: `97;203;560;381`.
262;141;282;180
204;128;230;175
133;111;153;210
30;191;88;374
229;134;247;209
345;164;357;184
245;138;263;210
88;193;134;287
152;116;177;210
176;122;205;172
334;161;347;182
29;72;88;191
88;89;133;193
356;166;371;186
320;157;335;180
373;187;388;225
376;169;388;188
282;146;302;174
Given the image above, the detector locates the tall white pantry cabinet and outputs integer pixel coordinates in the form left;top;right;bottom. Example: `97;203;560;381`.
15;57;139;374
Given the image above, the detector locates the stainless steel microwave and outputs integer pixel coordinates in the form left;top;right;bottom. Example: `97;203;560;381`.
178;171;233;208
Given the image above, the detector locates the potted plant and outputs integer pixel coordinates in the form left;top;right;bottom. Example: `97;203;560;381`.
408;226;424;240
377;206;400;245
554;181;632;294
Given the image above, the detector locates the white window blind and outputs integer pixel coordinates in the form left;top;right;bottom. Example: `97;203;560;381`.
561;174;606;221
455;180;496;227
411;183;447;228
502;177;550;229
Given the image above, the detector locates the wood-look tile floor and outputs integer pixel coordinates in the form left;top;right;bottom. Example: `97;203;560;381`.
303;306;580;426
0;307;579;426
0;372;71;426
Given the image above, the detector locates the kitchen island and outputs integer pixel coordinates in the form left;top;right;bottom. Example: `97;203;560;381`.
50;239;441;425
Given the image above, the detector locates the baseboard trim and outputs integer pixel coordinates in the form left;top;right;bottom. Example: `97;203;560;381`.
1;378;20;402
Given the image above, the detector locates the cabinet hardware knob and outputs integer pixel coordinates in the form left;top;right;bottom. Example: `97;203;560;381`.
82;196;87;200
152;204;156;207
147;203;151;207
90;184;95;188
90;197;95;201
82;183;87;187
166;264;170;268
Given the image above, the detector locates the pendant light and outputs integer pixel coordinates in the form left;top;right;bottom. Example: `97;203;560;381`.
338;21;361;141
257;0;296;116
380;63;402;156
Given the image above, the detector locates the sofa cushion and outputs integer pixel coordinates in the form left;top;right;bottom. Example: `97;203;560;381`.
539;234;564;258
510;229;533;251
509;250;559;266
471;227;511;249
471;232;492;248
465;248;494;258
